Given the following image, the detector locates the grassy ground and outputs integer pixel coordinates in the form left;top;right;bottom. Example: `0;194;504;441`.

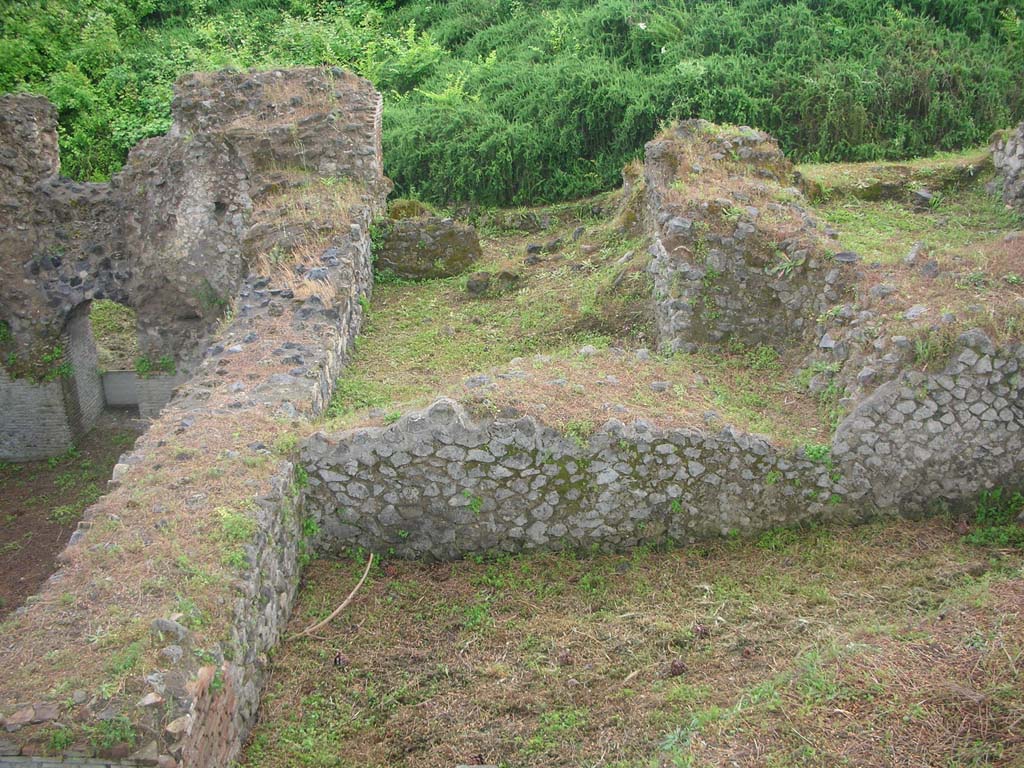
325;148;1022;452
89;299;139;371
242;518;1023;768
327;209;832;445
796;150;1024;351
0;412;140;616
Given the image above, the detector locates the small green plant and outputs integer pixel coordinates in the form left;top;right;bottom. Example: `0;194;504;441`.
50;505;78;526
134;355;176;377
49;727;74;753
462;489;483;516
701;267;721;289
803;444;832;463
1004;273;1023;286
108;640;143;676
670;498;683;514
326;376;391;418
89;715;135;750
964;488;1024;548
217;507;256;571
564;419;594;449
209;668;225;694
765;470;782;486
383;411;403;425
39;345;73;382
273;433;299;455
743;344;780;372
462;599;493;630
302;516;320;538
722;205;743;222
768;252;805;278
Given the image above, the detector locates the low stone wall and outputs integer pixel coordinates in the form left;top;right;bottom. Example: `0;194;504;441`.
302;399;851;560
835;330;1024;514
372;216;481;279
992;121;1023;211
303;329;1023;559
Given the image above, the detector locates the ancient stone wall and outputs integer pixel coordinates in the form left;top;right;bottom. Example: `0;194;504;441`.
992;121;1024;211
834;330;1024;514
372;216;481;279
302;329;1023;559
644;120;856;352
302;398;850;559
0;68;386;767
0;67;387;459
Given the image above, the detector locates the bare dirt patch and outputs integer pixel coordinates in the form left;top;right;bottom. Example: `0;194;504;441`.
0;410;142;617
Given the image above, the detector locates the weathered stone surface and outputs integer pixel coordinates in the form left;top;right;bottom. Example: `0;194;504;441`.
373;216;481;279
0;66;387;768
992;121;1024;212
302;398;851;560
1;66;387;459
644;120;854;351
833;331;1024;514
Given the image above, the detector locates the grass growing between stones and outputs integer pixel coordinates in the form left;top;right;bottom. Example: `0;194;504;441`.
242;518;1024;768
799;150;1024;355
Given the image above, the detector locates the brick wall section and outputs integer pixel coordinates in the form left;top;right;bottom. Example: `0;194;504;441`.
64;304;104;437
0;369;71;460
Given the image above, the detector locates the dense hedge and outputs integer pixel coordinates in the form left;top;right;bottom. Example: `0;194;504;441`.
1;0;1022;204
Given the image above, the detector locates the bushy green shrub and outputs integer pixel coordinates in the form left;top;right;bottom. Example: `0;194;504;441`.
1;0;1021;203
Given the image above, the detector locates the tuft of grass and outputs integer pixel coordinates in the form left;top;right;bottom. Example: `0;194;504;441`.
965;488;1024;549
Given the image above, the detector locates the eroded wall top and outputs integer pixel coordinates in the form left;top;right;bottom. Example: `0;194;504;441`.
0;67;386;377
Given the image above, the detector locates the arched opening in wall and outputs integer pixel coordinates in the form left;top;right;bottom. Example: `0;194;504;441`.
61;299;145;437
89;299;143;415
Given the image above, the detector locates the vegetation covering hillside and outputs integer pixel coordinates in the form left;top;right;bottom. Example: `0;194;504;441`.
2;0;1023;204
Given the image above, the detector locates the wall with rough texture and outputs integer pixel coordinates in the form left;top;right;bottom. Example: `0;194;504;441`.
0;67;386;767
303;329;1023;559
302;399;850;560
0;67;386;459
644;121;856;352
834;330;1024;514
992;121;1024;211
373;216;481;279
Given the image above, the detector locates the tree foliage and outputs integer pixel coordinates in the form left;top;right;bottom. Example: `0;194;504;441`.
1;0;1021;203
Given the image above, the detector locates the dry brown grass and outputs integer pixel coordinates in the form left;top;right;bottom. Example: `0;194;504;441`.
226;75;344;130
242;518;1024;768
250;178;364;304
0;186;368;721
